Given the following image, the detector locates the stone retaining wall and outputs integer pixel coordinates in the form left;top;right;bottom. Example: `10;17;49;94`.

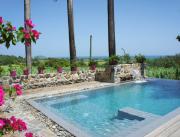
95;63;144;83
0;71;96;90
0;64;145;89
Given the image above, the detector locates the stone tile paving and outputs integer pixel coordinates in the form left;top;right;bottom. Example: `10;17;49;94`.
6;99;57;137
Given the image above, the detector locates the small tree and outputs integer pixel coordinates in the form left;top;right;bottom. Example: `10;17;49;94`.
135;54;146;64
109;55;119;65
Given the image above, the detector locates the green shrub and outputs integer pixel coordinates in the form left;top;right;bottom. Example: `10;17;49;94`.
109;55;119;65
0;55;25;65
45;58;70;68
0;66;4;76
88;60;97;66
37;62;45;70
8;65;16;72
77;59;87;67
123;54;131;64
135;54;146;63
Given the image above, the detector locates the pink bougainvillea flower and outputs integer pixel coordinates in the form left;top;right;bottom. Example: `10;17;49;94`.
25;19;35;28
0;17;3;24
21;28;28;33
0;119;5;129
7;26;16;31
17;119;27;131
25;132;33;137
13;84;22;91
0;88;5;106
0;85;3;90
31;30;40;39
25;41;31;46
10;116;16;123
12;26;16;31
13;84;23;96
24;33;31;39
10;116;27;131
16;90;23;96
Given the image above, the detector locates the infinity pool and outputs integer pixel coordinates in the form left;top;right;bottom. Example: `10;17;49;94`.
32;79;180;137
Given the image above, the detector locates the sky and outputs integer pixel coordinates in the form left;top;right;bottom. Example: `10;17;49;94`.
0;0;180;57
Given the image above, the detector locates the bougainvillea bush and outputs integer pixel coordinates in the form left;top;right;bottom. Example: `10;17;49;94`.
17;19;40;47
0;16;40;136
0;17;40;48
0;85;35;137
0;17;17;48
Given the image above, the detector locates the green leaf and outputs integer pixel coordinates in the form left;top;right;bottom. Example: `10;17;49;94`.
0;39;4;44
21;38;25;43
12;39;16;45
32;36;36;43
5;41;10;49
18;27;24;31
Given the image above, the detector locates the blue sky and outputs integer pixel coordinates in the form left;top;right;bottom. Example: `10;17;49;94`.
0;0;180;57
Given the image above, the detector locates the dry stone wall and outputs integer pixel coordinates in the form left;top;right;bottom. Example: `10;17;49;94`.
0;71;96;90
95;63;144;83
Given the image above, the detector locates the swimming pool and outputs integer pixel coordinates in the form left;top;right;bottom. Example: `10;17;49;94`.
31;79;180;137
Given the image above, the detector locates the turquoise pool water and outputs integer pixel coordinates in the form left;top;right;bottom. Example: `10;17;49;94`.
34;79;180;137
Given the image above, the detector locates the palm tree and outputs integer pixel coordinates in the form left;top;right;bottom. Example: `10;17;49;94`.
24;0;32;73
55;0;77;70
67;0;77;70
108;0;116;57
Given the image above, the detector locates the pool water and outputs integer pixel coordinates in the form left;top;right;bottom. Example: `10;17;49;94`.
34;79;180;137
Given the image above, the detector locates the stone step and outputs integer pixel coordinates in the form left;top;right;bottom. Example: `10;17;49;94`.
113;107;161;137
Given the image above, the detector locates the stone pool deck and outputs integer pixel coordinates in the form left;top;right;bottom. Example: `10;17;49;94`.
4;81;180;137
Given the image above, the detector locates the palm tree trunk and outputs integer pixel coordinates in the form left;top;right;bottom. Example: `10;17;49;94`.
90;35;92;61
108;0;116;57
24;0;32;73
67;0;77;70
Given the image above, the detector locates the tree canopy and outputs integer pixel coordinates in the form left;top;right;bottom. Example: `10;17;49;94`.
177;35;180;42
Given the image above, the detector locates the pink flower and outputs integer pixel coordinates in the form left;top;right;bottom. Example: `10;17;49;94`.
0;88;5;106
0;119;5;129
16;90;23;96
0;85;3;90
12;27;16;31
13;84;22;91
3;118;11;125
7;26;16;31
32;30;40;39
22;29;28;33
10;116;27;131
24;33;31;39
25;132;33;137
25;19;35;28
13;84;23;96
10;116;16;123
17;119;27;131
25;41;31;46
0;17;3;24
